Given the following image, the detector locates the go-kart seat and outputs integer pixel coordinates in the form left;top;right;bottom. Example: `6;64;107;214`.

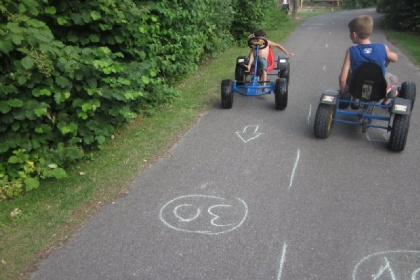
250;47;275;73
347;62;387;101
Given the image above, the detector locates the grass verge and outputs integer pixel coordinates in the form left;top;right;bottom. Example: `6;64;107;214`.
385;29;420;67
1;9;418;280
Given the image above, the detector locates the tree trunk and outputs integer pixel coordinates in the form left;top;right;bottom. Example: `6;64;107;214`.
291;0;299;19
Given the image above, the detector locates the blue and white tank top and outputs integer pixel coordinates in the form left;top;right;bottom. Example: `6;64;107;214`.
349;43;387;74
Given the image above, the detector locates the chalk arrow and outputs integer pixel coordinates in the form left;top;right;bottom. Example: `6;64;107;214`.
236;125;263;143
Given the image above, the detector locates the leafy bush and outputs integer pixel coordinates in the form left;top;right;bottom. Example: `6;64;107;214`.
380;0;420;31
0;0;274;200
231;0;274;40
344;0;376;9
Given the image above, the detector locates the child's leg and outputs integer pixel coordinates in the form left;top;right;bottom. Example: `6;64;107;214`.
257;57;269;86
383;72;399;104
262;70;267;86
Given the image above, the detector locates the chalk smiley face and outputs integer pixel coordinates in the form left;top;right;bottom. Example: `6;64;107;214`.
159;195;248;234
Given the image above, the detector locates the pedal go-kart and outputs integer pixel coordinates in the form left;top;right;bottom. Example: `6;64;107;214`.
313;62;416;152
221;36;290;110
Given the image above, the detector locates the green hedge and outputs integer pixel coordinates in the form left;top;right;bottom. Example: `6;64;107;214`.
347;0;420;32
344;0;376;9
379;0;420;31
0;0;275;200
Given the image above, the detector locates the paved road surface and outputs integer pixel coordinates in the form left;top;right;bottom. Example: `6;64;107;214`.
31;8;420;280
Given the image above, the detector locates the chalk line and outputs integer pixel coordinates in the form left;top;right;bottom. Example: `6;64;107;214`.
307;104;312;125
277;242;288;280
289;149;301;189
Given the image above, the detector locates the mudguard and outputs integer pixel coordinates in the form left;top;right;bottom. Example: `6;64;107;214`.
277;55;289;71
391;97;411;115
319;90;339;105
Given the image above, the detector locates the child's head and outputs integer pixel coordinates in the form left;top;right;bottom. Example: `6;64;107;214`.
253;29;266;38
348;15;373;39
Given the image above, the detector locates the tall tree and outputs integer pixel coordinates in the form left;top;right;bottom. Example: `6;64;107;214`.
291;0;299;19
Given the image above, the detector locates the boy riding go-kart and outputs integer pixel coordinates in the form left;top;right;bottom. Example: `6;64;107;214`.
221;30;293;110
313;62;416;151
314;15;416;152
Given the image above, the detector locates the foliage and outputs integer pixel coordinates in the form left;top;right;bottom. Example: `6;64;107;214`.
379;0;420;32
0;0;273;200
344;0;376;9
230;0;276;40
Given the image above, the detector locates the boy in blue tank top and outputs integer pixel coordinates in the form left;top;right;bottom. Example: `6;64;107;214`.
339;15;399;108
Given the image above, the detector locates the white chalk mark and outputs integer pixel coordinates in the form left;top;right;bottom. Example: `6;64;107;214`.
236;125;263;143
372;257;396;280
353;250;420;280
208;204;235;227
412;267;420;280
289;149;301;189
326;44;329;48
173;204;201;222
200;182;211;189
277;242;288;280
323;65;326;71
307;104;312;125
159;195;248;235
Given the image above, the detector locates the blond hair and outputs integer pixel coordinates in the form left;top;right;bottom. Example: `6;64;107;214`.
348;15;373;39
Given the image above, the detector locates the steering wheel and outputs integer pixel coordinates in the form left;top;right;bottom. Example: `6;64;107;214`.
247;37;268;50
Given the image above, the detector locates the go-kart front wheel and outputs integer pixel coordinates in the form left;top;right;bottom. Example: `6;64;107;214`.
274;78;288;110
314;103;335;138
221;79;233;109
388;113;411;152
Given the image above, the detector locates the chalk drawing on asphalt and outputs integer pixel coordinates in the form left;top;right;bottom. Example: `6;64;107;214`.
160;195;248;235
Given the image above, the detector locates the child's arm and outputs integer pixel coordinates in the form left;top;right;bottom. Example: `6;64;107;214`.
385;45;398;63
267;40;294;56
247;51;255;71
339;49;351;95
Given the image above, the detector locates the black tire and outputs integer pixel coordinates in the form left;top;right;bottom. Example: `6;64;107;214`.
277;56;290;82
235;65;246;85
399;81;416;110
314;103;335;138
274;78;288;110
388;113;411;152
279;62;290;81
221;79;233;109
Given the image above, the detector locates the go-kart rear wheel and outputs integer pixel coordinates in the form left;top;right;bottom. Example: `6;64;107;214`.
221;79;233;109
399;81;416;110
314;103;335;138
388;113;411;152
235;64;246;85
274;78;288;110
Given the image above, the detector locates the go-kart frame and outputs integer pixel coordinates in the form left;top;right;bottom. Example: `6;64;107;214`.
221;37;290;110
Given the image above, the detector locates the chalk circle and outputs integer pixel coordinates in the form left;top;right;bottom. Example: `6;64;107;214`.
352;250;420;280
159;195;248;234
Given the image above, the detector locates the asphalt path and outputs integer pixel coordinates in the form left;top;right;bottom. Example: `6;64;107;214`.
31;9;420;280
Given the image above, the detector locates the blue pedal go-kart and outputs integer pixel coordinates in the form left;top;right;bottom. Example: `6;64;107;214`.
221;36;290;110
313;62;416;152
